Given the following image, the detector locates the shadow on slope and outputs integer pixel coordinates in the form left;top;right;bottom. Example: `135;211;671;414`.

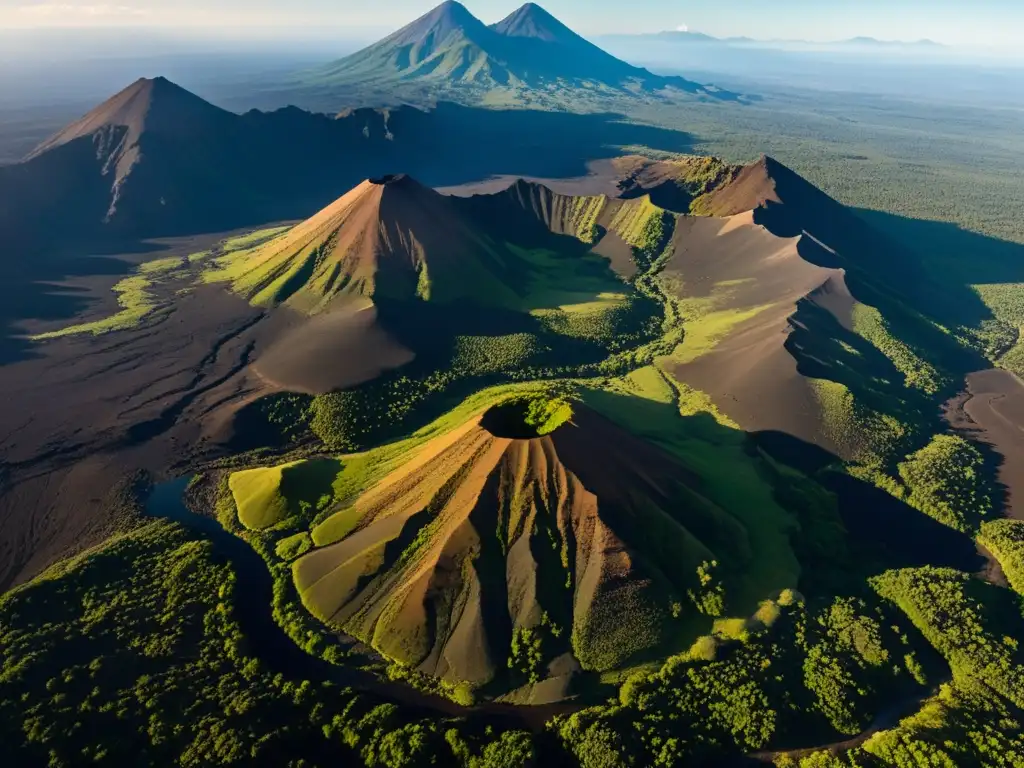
0;253;145;365
401;103;697;187
584;386;983;597
856;207;1024;328
0;104;695;365
750;429;984;578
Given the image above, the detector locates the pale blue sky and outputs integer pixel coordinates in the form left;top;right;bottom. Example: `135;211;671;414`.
1;0;1020;47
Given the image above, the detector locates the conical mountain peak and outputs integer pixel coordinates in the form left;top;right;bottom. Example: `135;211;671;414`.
311;0;729;98
27;76;230;159
206;175;524;311
384;0;491;47
293;401;749;686
491;2;577;42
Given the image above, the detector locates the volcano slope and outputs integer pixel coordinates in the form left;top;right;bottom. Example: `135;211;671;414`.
203;157;975;480
213;155;1000;697
198;173;674;430
292;400;750;695
633;155;974;469
226;385;817;705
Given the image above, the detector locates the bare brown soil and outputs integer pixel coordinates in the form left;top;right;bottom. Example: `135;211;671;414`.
253;301;414;394
0;279;267;589
0;224;418;590
295;405;741;698
695;155;781;217
232;174;522;309
664;212;854;455
591;230;637;279
945;368;1024;519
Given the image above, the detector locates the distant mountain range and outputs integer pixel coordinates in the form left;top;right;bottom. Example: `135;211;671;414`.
600;30;947;50
0;75;700;255
300;1;737;105
0;76;416;251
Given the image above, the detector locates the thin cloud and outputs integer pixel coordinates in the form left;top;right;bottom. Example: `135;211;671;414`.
16;3;149;16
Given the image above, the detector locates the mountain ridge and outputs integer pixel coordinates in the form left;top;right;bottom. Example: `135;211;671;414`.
306;1;731;101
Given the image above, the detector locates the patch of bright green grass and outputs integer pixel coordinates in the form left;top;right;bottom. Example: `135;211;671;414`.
221;226;291;252
556;292;628;313
31;273;166;340
31;251;204;340
582;371;801;616
229;463;298;530
230;457;343;531
672;379;741;429
608;196;663;249
665;302;774;365
137;256;187;274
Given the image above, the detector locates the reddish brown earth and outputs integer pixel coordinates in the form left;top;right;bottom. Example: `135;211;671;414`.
295;404;747;698
253;302;414;394
225;174;521;310
692;156;781;216
945;368;1024;519
663;211;855;456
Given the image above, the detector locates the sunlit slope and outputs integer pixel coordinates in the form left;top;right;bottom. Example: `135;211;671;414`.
304;1;723;99
655;156;964;462
659;210;857;455
203;174;524;313
292;403;751;685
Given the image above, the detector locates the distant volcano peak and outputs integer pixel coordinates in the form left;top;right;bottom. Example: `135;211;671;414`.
310;0;729;100
491;2;579;42
387;0;490;46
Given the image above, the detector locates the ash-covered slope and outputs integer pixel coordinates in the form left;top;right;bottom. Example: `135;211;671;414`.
295;402;750;690
692;155;926;284
654;155;962;459
205;174;523;312
21;77;248;232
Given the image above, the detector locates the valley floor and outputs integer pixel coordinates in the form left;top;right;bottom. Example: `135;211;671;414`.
945;368;1024;519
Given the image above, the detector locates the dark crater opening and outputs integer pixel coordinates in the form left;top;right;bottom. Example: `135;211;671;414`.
481;399;573;440
481;401;545;439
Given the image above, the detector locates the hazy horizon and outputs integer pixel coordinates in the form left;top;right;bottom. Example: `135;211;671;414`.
0;0;1022;52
